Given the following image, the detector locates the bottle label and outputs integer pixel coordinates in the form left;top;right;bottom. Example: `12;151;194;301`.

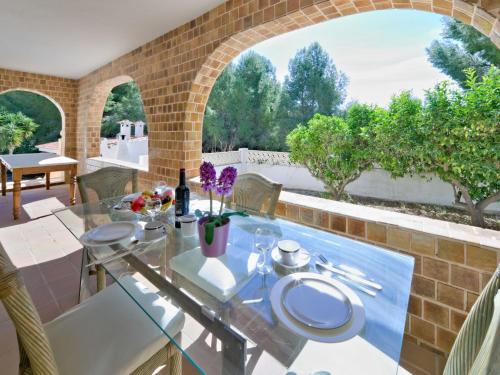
175;190;190;216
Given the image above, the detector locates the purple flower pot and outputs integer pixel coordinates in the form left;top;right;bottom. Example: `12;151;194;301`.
198;217;230;257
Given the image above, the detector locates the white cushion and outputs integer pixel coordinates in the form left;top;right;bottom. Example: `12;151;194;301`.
169;243;259;302
44;275;185;375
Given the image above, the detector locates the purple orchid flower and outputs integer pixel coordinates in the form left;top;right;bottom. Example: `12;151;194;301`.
200;161;216;192
216;166;237;196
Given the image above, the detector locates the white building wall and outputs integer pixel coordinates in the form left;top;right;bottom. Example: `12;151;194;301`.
100;137;148;164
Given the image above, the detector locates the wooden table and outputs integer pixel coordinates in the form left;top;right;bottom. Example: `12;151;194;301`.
0;153;78;219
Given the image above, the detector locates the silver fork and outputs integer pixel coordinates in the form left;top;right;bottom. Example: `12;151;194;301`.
318;254;373;281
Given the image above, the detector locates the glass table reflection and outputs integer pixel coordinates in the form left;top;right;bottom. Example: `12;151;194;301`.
54;194;414;374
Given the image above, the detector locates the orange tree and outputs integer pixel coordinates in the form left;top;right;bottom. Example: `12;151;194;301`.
287;104;379;200
375;68;499;227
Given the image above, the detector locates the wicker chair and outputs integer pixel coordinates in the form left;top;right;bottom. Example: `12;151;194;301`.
77;166;138;203
443;264;500;375
0;243;184;375
228;172;282;216
77;166;138;293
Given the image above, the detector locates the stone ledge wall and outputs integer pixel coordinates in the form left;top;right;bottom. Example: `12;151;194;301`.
190;180;499;356
86;156;148;173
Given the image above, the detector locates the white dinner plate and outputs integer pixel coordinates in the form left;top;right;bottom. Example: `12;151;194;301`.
271;247;311;269
81;222;138;247
270;272;365;343
282;277;352;329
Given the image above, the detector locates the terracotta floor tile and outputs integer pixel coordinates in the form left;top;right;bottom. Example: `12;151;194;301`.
19;265;46;287
39;258;79;284
47;273;80;301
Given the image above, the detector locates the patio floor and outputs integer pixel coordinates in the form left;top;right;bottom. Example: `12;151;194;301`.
0;185;445;374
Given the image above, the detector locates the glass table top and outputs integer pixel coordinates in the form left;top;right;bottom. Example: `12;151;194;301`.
54;194;414;374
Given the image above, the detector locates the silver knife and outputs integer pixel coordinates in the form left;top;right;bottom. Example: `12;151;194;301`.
338;275;377;297
316;262;383;291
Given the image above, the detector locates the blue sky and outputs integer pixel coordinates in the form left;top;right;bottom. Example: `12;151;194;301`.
238;9;450;107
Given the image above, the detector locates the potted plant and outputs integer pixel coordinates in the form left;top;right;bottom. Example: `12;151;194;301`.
195;161;247;257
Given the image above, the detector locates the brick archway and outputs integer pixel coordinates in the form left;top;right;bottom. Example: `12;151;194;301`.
184;0;499;177
0;88;66;155
75;0;499;186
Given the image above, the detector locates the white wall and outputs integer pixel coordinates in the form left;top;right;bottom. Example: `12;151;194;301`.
100;137;148;164
86;156;148;173
203;149;500;213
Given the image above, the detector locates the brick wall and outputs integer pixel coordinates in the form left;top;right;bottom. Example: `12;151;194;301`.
0;68;78;158
74;0;500;188
191;179;499;356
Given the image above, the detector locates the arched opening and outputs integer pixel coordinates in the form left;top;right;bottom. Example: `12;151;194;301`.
99;81;148;168
0;89;66;185
84;76;148;171
193;5;499;229
189;2;499;154
0;89;65;155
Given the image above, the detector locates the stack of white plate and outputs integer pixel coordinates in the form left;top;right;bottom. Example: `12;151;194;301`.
80;222;138;248
270;272;365;343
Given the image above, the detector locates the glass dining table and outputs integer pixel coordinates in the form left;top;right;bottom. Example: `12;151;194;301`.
53;193;414;375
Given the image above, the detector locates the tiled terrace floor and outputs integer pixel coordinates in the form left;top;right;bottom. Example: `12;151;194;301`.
0;185;445;374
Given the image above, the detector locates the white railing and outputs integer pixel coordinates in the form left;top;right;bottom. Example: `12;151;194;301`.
201;148;298;166
202;150;241;166
200;148;500;212
247;150;298;166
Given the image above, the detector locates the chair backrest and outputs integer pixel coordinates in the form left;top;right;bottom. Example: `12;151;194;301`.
443;264;500;375
0;244;59;374
228;172;282;216
469;290;500;374
77;166;138;203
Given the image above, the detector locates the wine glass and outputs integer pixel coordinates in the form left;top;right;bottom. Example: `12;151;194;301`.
145;198;162;221
154;180;168;195
254;227;277;274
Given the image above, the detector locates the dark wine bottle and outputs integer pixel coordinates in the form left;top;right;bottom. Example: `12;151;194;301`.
175;168;190;228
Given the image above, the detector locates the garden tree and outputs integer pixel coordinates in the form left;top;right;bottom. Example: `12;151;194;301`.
229;52;281;150
375;69;499;227
0;110;39;154
373;91;424;178
427;19;499;87
203;52;281;151
287;104;378;200
203;65;238;151
0;91;62;152
101;81;146;138
274;88;299;150
281;42;348;125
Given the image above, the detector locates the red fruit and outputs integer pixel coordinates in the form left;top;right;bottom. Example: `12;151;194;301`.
152;194;162;200
131;196;145;212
